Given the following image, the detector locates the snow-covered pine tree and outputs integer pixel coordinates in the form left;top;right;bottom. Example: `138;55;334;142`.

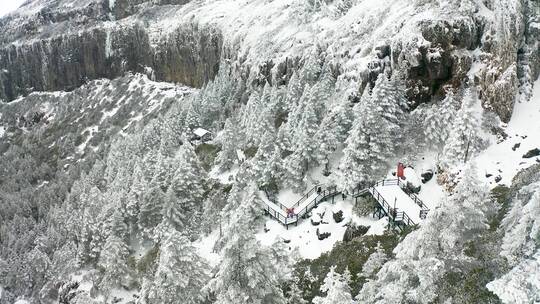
283;87;321;191
79;186;106;264
424;91;458;151
206;185;286;304
337;100;374;192
302;49;323;82
138;179;165;239
276;122;293;154
97;234;130;293
141;230;209;304
241;90;263;148
315;98;353;172
361;242;388;279
160;141;206;237
215;115;243;171
251;130;280;188
442;88;481;167
286;276;308;304
312;266;355;304
338;73;407;191
250;94;276;149
440;164;492;249
287;84;312;137
372;72;408;152
125;161;145;232
284;71;305;112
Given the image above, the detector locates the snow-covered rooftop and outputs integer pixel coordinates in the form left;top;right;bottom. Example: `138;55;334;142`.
193;127;210;137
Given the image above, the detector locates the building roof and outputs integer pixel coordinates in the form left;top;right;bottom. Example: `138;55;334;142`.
193;127;210;137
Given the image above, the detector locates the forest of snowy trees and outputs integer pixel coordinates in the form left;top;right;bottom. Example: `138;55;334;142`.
0;45;504;303
1;0;539;302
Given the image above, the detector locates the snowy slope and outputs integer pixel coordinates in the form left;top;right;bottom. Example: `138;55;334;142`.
475;77;540;187
484;77;540;303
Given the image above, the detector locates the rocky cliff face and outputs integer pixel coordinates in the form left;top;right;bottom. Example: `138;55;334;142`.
0;0;222;102
0;0;538;121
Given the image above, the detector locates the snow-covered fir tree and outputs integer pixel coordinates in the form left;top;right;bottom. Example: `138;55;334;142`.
312;266;355;304
337;73;408;191
423;91;458;151
140;230;209;304
442;88;482;166
207;185;287;304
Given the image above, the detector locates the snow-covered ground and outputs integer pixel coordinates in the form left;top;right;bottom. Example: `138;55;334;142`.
484;77;540;303
474;78;540;188
257;198;385;260
209;166;239;184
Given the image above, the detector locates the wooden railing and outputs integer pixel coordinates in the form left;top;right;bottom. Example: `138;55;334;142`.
263;178;430;228
289;185;319;209
369;183;417;226
394;178;430;219
261;199;297;225
262;185;343;227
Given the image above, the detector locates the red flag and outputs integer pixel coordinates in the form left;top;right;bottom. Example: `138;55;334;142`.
397;163;404;179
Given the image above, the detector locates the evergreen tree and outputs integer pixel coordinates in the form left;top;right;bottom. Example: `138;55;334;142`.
286;276;308;304
442;89;481;166
251;131;281;188
206;186;286;304
338;74;407;191
152;149;173;191
142;230;209;304
424;91;458;151
97;235;130;293
315;98;353;172
160;142;206;238
284;71;305;112
215;115;243;171
361;242;387;279
312;266;354;304
138;179;165;239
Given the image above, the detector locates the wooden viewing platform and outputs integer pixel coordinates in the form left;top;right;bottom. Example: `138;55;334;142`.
261;178;430;231
260;185;340;229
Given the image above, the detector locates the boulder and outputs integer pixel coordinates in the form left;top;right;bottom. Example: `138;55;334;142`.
523;148;540;158
333;210;344;223
316;228;331;241
421;169;434;184
343;224;369;242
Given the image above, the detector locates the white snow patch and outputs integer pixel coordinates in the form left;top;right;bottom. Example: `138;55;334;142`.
77;126;99;153
194;230;221;267
475;76;540;187
109;288;138;304
210;166;239;184
100;105;121;123
0;126;5;138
